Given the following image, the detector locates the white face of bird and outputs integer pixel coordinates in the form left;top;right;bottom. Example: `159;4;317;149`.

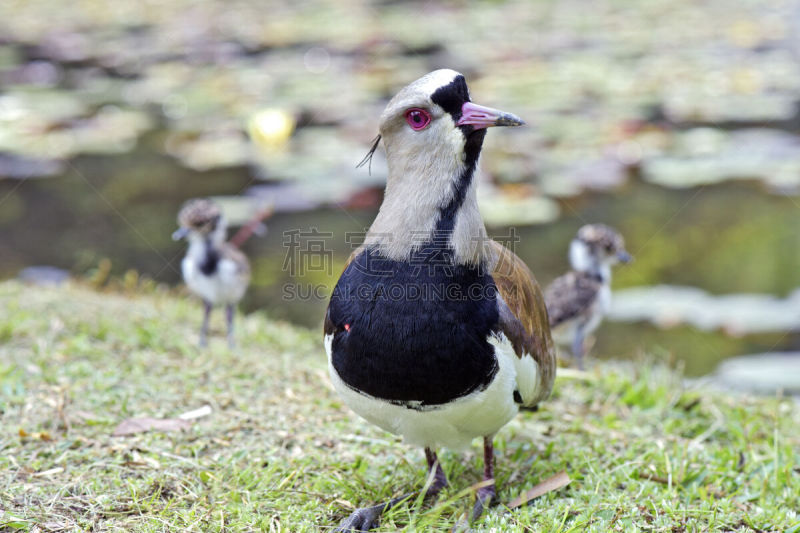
367;69;525;262
568;239;596;273
569;224;632;275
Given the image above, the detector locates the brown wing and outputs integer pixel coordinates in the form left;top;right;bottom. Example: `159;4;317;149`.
489;240;556;404
544;271;601;327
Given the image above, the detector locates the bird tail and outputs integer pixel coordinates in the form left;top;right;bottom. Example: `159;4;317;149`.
229;204;274;248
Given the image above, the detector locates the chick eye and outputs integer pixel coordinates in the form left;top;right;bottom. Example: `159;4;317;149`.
405;108;431;130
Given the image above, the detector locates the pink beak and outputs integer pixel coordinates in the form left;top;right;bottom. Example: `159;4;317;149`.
456;101;525;129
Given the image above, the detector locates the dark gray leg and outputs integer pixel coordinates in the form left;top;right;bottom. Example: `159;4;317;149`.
336;448;450;532
572;326;586;370
225;304;235;348
424;447;449;498
453;437;497;531
200;301;212;347
471;436;496;522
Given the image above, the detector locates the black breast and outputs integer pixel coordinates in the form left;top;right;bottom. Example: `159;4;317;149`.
327;246;499;407
199;245;220;276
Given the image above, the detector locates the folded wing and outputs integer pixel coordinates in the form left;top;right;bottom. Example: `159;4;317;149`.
490;240;556;407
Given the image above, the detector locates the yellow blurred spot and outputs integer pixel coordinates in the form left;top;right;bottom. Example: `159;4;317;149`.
727;19;760;48
123;269;139;291
19;428;53;441
247;109;295;151
89;258;112;288
731;68;762;94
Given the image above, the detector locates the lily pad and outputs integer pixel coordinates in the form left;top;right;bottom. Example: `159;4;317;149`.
609;285;800;335
642;129;800;191
477;183;560;227
165;129;250;171
713;352;800;394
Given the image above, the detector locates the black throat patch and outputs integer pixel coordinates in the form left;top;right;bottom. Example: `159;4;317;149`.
199;241;220;276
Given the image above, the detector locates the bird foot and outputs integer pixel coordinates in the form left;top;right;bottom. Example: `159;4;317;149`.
335;494;411;532
424;465;449;499
471;484;495;522
335;503;385;532
450;483;495;532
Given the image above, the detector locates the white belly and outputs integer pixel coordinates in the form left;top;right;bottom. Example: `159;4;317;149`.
182;256;246;305
325;334;522;451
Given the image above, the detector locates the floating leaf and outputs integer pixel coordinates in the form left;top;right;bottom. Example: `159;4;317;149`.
609;285;800;335
714;353;800;394
478;184;560;227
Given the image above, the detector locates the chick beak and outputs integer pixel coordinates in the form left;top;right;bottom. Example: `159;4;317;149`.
457;101;526;129
617;250;633;264
172;227;189;241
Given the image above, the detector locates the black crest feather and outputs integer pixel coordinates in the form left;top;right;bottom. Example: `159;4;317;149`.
356;134;381;174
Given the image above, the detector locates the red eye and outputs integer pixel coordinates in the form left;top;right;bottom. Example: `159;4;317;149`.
405;108;431;130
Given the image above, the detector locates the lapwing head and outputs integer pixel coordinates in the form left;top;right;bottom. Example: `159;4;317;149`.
172;198;227;244
365;69;525;263
569;224;632;273
376;69;524;181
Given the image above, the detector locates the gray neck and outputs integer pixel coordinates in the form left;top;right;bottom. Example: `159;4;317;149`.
365;138;488;266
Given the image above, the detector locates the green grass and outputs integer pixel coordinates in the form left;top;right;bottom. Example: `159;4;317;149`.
1;280;798;532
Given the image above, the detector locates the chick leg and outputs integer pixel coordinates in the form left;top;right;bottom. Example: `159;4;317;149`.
336;447;450;532
225;304;235;348
199;300;212;347
571;326;586;370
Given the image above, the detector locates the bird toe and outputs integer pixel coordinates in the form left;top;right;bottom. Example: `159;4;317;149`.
335;504;383;532
470;485;495;523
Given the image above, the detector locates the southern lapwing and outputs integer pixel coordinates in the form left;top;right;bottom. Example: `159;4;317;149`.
324;69;556;531
172;198;251;347
544;224;631;370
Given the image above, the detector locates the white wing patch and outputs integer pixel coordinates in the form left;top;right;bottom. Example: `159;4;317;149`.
489;332;541;407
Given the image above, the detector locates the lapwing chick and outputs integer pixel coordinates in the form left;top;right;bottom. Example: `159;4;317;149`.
325;69;556;531
172;199;251;348
544;224;631;370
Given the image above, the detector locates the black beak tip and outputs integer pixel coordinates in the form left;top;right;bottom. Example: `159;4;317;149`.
618;251;633;264
497;113;526;127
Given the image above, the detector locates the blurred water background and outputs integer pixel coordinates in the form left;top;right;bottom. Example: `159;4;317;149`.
1;0;800;378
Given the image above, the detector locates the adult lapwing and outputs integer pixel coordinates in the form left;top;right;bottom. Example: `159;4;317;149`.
324;69;556;530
